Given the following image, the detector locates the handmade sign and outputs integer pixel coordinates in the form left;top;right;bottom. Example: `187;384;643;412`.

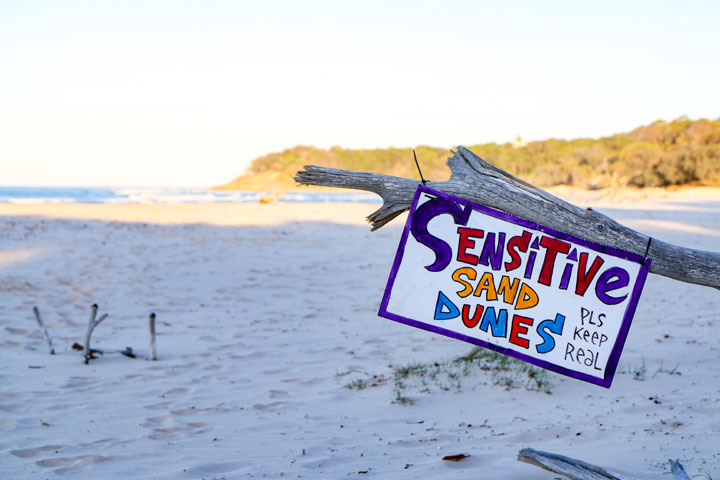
379;186;651;387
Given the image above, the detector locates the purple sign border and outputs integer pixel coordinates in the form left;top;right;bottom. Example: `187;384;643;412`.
378;185;651;388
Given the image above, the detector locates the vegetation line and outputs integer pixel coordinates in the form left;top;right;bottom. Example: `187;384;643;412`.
217;117;720;191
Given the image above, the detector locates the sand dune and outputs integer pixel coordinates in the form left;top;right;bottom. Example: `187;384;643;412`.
0;190;718;479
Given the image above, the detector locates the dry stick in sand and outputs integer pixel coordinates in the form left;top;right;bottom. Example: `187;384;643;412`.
83;304;109;364
32;306;55;355
148;312;157;361
517;448;691;480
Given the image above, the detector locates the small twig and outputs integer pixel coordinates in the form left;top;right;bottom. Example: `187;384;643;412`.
148;312;157;361
32;306;55;355
413;149;427;185
83;304;108;364
95;313;109;328
84;304;98;364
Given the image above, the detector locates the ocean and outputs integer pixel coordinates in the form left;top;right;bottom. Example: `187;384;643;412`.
0;186;381;205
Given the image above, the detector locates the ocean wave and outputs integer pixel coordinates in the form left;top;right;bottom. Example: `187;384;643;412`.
0;187;381;205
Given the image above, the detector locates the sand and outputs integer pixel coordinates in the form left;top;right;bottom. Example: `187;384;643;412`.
0;189;719;479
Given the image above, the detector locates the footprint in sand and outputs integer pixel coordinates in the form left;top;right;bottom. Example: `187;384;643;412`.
252;401;290;411
35;454;110;474
163;364;197;377
0;403;23;412
148;421;210;440
203;363;224;371
186;421;208;428
282;377;322;386
145;415;170;423
159;386;192;397
10;444;68;458
62;376;100;389
182;460;247;477
5;327;28;335
140;415;171;428
269;389;289;398
143;400;177;411
79;437;125;449
170;406;197;416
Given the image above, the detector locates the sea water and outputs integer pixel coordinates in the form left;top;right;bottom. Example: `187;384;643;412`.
0;187;381;205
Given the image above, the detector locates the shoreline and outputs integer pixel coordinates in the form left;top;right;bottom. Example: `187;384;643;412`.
0;185;717;225
0;201;380;226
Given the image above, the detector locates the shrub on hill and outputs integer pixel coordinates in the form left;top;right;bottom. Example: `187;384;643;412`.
217;117;720;190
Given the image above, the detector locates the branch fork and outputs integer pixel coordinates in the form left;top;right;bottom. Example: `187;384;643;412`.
83;303;109;364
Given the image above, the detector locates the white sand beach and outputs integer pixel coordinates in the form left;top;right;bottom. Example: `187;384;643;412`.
1;189;719;479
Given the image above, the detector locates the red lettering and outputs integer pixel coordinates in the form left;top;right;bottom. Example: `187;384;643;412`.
456;227;484;265
504;231;532;272
509;315;534;349
538;237;571;286
462;304;484;328
575;252;605;296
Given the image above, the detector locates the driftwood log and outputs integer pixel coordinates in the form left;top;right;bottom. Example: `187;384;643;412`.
517;448;691;480
295;146;720;290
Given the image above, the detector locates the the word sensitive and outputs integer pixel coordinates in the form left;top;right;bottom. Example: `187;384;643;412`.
379;186;650;387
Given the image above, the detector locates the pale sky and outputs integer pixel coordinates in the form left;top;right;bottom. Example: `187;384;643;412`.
1;0;719;187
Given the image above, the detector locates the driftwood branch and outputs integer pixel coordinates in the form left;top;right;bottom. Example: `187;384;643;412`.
83;304;108;364
32;306;55;355
518;448;692;480
148;312;157;361
295;146;720;289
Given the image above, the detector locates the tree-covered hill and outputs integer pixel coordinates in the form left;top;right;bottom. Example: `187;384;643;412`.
215;117;720;191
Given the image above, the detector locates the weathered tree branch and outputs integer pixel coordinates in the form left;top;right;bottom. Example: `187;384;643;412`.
517;448;691;480
295;146;720;289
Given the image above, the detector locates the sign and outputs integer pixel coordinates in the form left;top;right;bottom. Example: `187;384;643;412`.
379;186;650;387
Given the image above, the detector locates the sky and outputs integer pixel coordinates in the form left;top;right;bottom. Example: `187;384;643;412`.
1;0;719;188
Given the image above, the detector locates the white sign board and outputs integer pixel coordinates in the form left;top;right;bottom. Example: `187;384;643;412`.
379;186;650;387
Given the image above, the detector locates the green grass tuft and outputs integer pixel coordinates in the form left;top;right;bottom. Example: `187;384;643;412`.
390;347;554;401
